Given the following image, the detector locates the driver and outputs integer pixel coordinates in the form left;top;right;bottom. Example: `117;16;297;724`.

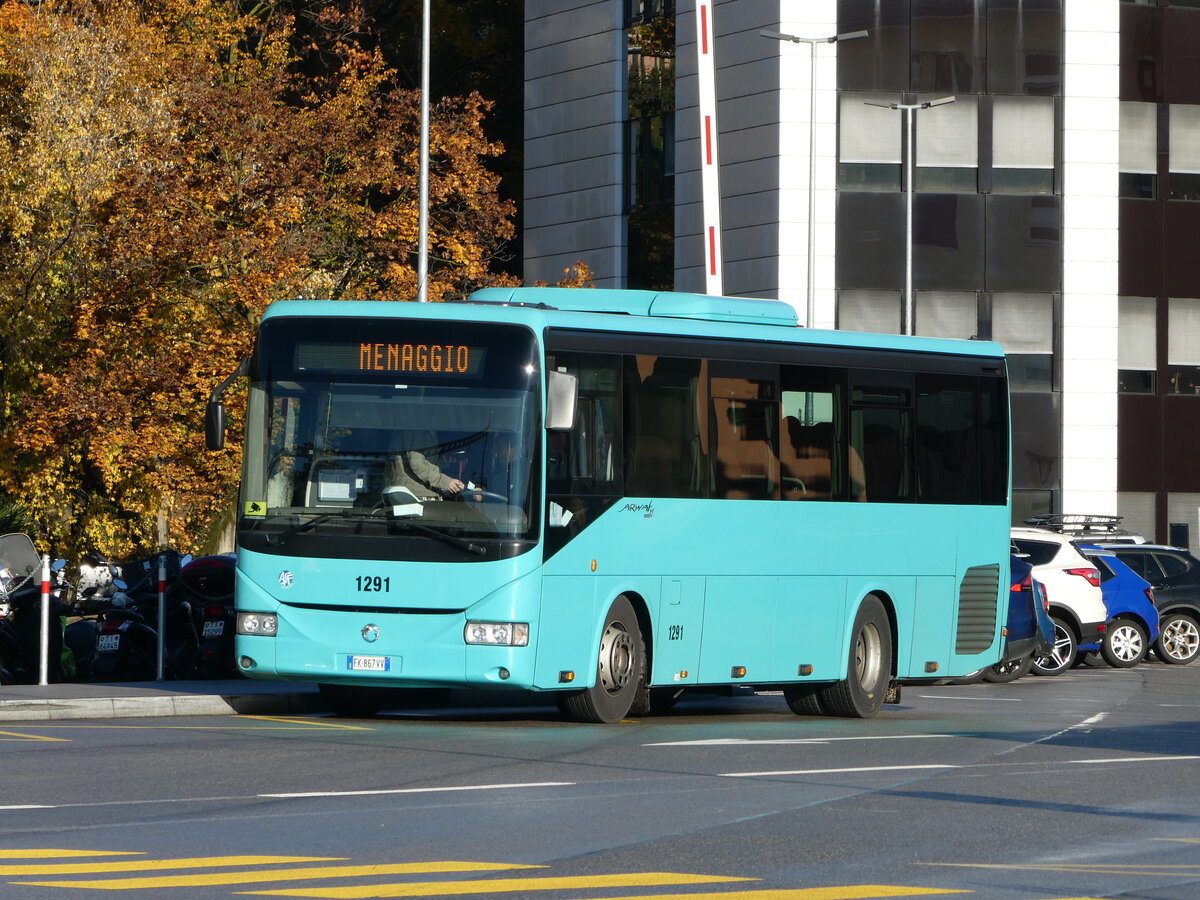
386;432;464;501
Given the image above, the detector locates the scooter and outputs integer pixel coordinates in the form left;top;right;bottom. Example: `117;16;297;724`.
178;555;238;679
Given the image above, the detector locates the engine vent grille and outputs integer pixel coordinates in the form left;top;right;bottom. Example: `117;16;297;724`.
956;563;1000;654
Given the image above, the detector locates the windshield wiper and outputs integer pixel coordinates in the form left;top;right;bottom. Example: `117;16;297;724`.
394;520;487;556
266;509;383;547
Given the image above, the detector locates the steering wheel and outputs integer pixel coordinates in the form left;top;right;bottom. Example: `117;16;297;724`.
470;489;508;503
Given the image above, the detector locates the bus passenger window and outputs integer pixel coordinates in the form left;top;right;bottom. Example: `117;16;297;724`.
548;352;621;497
709;364;778;500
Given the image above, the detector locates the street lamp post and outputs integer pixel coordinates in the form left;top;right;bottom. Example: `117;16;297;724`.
760;28;866;329
416;0;431;302
864;95;955;335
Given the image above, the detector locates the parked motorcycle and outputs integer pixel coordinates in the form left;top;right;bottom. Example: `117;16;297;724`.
90;551;199;681
178;555;238;679
0;533;67;684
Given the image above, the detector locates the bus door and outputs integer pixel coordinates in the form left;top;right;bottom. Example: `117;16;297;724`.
652;577;705;686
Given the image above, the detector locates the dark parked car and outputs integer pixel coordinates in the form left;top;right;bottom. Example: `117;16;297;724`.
1095;543;1200;665
1076;545;1159;667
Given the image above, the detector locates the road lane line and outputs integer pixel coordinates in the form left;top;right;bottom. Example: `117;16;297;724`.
0;856;341;876
240;872;755;898
15;862;542;891
259;782;574;799
0;851;142;859
0;729;70;741
647;735;954;747
721;765;959;778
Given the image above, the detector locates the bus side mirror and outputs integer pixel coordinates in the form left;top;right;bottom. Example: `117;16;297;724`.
545;370;578;432
206;400;227;451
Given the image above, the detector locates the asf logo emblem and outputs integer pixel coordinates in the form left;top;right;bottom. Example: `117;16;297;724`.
362;624;380;643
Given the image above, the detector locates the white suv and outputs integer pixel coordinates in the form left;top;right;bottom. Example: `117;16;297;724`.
1011;525;1108;674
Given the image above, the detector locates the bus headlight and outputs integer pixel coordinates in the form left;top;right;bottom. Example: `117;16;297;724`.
237;612;278;637
464;621;529;647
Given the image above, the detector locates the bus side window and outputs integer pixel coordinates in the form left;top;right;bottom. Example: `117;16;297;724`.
709;362;778;500
549;352;621;496
850;377;915;503
780;367;839;501
627;354;708;498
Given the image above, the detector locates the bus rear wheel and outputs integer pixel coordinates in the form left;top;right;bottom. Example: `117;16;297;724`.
558;596;645;724
787;596;892;719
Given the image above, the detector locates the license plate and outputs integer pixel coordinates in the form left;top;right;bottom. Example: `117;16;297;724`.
97;634;120;653
347;655;390;672
202;620;225;638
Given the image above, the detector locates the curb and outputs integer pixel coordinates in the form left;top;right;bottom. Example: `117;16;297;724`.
0;691;320;722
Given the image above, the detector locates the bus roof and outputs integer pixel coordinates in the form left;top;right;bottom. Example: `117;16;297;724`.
260;289;1004;360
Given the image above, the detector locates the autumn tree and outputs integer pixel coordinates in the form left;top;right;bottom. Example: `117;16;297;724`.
0;0;518;559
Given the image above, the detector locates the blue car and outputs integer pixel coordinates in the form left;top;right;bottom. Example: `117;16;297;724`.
977;554;1056;683
1076;544;1160;667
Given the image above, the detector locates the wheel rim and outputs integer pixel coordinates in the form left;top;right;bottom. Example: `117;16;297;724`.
1161;617;1200;661
1108;624;1144;662
1040;623;1073;671
993;660;1020;675
598;619;634;694
854;621;883;688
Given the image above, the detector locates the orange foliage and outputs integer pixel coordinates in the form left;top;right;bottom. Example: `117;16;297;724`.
0;0;518;558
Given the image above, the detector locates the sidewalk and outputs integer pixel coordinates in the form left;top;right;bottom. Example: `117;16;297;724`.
0;678;321;722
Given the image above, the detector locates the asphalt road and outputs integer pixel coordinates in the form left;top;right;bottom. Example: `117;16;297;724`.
1;661;1199;900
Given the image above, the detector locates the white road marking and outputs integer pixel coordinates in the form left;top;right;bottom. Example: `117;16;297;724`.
722;764;960;778
259;782;575;799
646;734;954;747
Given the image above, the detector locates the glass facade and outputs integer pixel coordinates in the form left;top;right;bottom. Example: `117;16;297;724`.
835;1;1062;516
1117;1;1200;542
625;0;676;291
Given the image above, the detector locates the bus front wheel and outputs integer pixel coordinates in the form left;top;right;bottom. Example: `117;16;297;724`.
558;596;645;724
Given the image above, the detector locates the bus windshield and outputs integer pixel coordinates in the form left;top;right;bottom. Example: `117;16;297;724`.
238;317;542;560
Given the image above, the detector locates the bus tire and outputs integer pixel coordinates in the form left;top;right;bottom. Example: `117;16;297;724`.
319;683;384;717
783;684;826;716
815;596;892;718
559;596;645;724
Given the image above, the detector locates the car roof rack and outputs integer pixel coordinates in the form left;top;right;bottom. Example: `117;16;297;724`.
1022;514;1145;542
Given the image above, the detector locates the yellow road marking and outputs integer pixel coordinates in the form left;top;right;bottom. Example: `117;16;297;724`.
1;855;341;876
0;851;142;859
240;872;754;898
17;861;543;890
0;730;70;742
239;716;374;730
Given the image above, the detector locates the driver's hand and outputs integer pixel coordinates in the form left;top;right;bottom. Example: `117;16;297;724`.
446;478;465;493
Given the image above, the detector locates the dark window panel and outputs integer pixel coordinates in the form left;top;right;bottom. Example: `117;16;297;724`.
985;195;1062;292
1163;201;1200;296
837;0;911;91
1010;391;1061;491
914;193;985;290
988;0;1062;95
1169;172;1200;200
838;163;902;192
1164;8;1200;104
1120;172;1158;198
992;168;1056;195
911;0;984;92
1121;4;1163;102
1119;199;1165;297
836;192;905;289
1164;396;1200;488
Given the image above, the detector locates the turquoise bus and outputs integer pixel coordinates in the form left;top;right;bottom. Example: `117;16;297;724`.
206;287;1011;722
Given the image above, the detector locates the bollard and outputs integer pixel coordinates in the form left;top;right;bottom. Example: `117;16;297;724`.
38;554;50;686
156;554;166;681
